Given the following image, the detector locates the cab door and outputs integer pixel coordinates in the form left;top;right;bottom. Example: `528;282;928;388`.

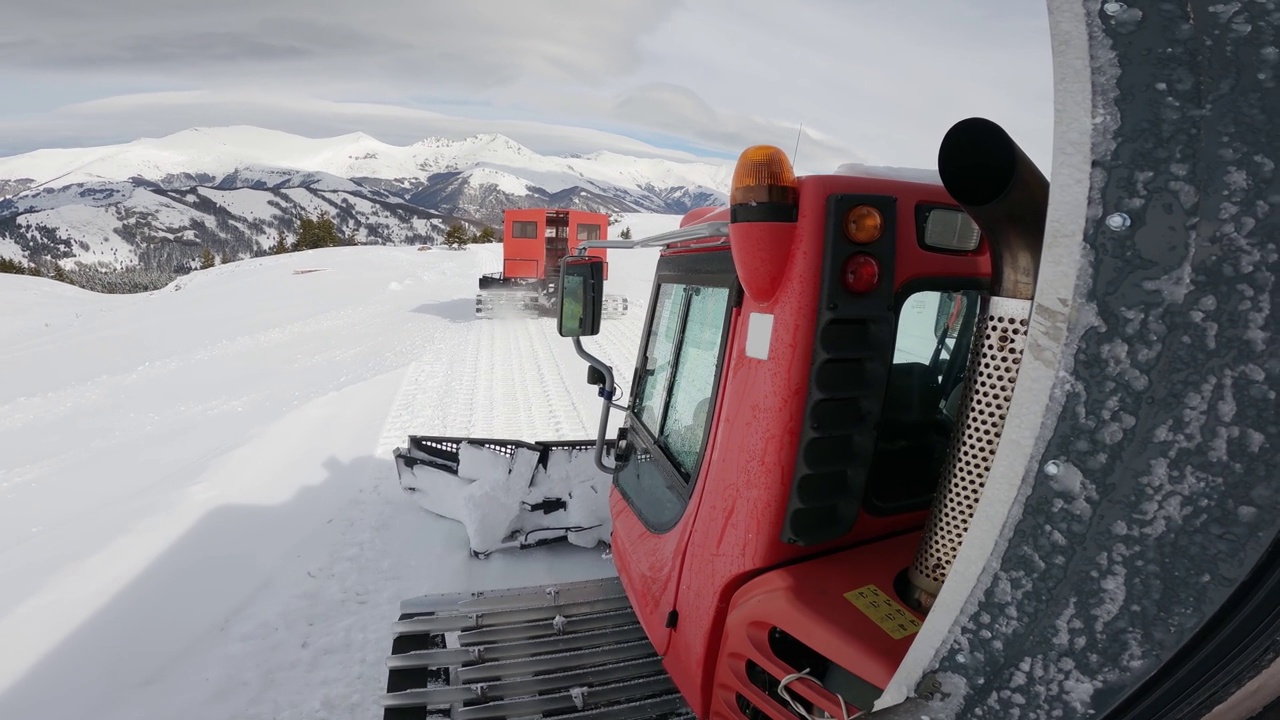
610;255;738;655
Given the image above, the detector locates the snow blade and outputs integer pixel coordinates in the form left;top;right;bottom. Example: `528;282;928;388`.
381;576;694;720
475;290;543;319
601;293;629;319
473;289;628;319
393;436;617;558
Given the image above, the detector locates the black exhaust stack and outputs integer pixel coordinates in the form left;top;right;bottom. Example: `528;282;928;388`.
937;117;1049;301
903;118;1050;613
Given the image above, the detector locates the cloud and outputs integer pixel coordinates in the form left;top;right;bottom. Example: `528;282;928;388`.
421;0;1056;172
608;84;867;170
488;82;872;173
612;0;1055;170
0;0;679;91
0;0;1056;176
0;91;730;164
0;85;865;174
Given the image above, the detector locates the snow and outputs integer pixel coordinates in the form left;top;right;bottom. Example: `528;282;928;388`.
833;162;944;185
17;204;133;264
0;211;681;719
278;187;343;216
0;234;22;261
218;165;370;193
2;180;443;266
459;166;535;195
6;181;245;265
195;187;285;220
401;442;614;556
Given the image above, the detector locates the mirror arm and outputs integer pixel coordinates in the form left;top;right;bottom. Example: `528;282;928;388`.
572;336;624;474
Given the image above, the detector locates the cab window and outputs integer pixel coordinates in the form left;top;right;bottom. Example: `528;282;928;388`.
654;286;730;475
617;282;733;531
866;289;982;513
511;221;537;238
635;283;685;433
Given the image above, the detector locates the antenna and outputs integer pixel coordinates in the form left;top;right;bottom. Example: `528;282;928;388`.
793;123;804;168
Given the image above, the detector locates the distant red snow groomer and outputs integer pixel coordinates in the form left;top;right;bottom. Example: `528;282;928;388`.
474;208;629;319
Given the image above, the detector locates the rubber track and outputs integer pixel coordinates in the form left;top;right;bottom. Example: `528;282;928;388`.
381;576;692;720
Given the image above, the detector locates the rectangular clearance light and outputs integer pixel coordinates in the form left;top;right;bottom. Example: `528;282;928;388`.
923;208;981;252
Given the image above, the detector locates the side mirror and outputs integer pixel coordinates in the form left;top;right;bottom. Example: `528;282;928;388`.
587;365;606;386
557;256;605;337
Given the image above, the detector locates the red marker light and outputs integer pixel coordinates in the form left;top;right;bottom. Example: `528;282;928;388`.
843;254;880;293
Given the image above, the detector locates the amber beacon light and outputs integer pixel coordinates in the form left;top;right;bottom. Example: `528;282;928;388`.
729;145;799;222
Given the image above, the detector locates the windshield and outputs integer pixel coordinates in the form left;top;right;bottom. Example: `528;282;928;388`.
616;280;733;532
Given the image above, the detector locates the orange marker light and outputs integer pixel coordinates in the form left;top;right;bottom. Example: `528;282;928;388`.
730;145;798;206
845;205;884;244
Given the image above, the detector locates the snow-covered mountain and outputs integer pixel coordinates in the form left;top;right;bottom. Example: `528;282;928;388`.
1;180;450;272
0;127;732;271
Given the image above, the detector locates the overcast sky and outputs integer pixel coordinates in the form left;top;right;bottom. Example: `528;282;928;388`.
0;0;1054;174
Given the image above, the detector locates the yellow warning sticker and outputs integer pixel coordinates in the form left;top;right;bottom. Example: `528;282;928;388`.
843;585;922;640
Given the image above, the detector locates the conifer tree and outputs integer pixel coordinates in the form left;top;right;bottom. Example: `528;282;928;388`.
50;262;70;283
295;216;319;250
443;221;471;250
315;211;341;248
199;247;216;269
293;211;343;250
270;229;291;254
0;256;28;275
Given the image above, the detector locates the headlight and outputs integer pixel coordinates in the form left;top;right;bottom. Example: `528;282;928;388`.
922;207;982;252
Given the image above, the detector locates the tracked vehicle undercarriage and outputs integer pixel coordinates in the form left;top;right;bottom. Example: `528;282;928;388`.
381;577;693;720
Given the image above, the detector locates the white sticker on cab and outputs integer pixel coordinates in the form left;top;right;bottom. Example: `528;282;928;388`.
745;312;774;360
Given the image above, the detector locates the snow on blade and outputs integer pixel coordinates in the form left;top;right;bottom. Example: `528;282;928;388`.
401;442;614;557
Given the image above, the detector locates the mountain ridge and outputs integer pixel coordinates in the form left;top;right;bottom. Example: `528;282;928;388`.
0;125;732;198
0;126;733;272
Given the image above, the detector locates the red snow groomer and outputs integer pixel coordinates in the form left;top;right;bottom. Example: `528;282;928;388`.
384;120;1015;718
475;208;629;319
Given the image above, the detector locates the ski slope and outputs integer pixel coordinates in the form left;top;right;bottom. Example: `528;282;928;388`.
0;212;681;720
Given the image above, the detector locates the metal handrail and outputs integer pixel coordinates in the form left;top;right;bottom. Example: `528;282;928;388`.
572;221;730;255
